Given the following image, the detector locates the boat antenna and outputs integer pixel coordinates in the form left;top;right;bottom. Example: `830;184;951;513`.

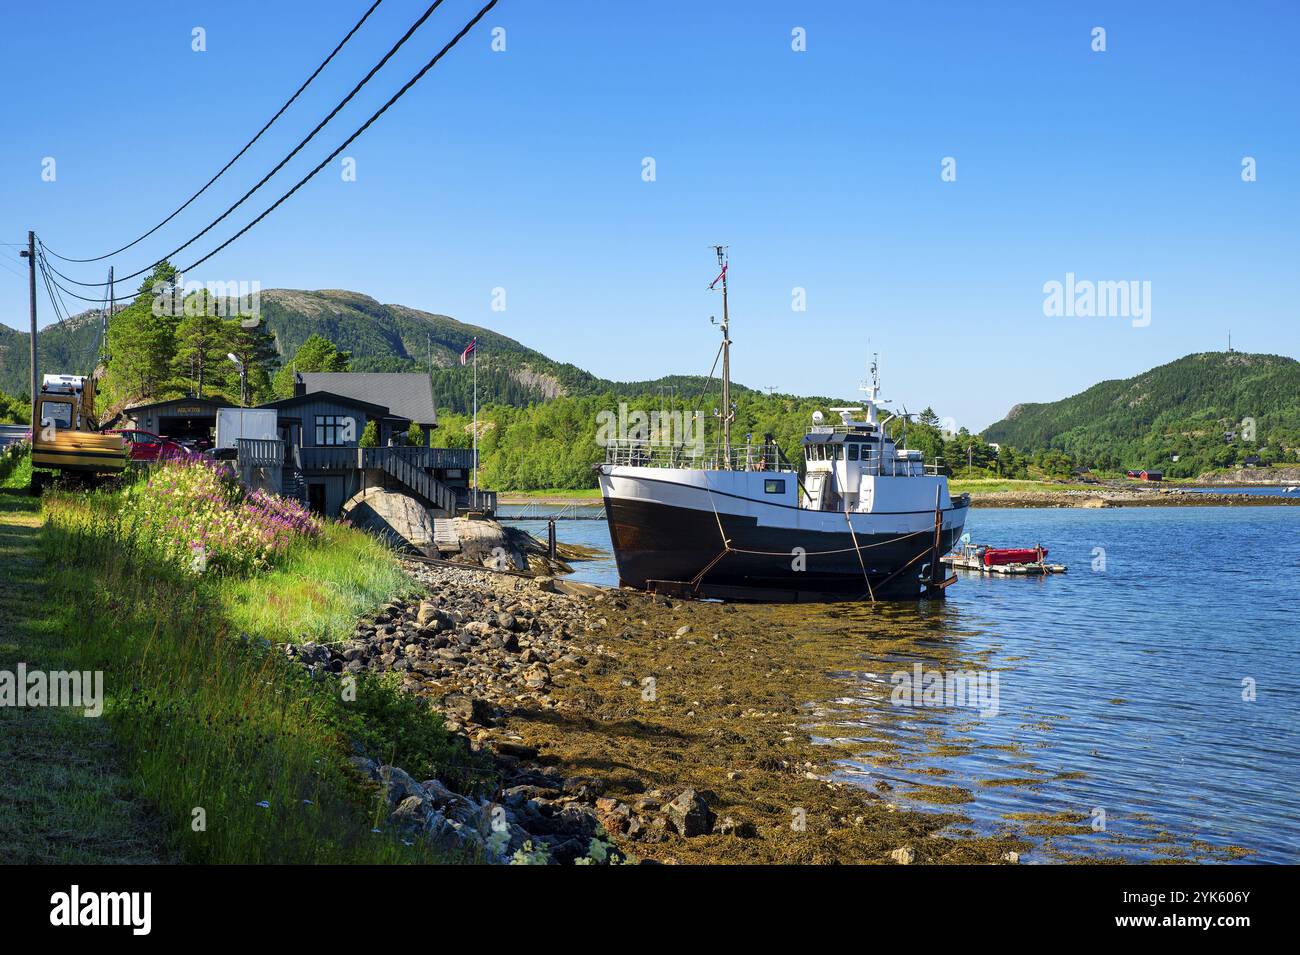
710;245;732;467
859;352;882;426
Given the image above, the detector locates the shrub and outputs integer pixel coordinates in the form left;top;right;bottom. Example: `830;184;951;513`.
119;456;321;575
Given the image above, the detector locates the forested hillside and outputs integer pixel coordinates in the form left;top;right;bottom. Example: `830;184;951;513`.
982;352;1300;476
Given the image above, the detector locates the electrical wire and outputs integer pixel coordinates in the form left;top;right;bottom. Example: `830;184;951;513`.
45;0;453;287
39;0;385;264
176;0;497;277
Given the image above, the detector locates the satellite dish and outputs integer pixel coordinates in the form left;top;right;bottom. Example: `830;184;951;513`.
812;410;824;425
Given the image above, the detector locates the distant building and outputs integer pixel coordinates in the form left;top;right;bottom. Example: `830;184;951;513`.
111;396;235;447
1242;455;1263;468
1139;469;1163;481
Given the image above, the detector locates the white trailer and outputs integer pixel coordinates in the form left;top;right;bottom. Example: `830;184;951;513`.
215;408;278;449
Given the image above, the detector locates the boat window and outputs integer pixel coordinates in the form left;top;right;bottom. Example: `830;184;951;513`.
848;444;859;461
764;479;785;494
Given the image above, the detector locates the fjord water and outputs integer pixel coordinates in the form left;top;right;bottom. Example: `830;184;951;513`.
511;505;1299;863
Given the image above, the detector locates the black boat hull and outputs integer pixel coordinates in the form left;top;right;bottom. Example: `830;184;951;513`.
602;494;967;601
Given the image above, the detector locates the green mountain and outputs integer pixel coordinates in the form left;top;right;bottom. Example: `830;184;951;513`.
2;289;742;412
982;351;1300;476
0;309;106;398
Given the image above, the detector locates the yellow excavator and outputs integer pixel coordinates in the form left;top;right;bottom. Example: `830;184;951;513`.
29;374;126;494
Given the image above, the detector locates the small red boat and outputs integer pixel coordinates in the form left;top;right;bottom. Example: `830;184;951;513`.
983;546;1047;567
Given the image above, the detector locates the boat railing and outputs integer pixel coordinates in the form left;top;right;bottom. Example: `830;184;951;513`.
604;440;796;473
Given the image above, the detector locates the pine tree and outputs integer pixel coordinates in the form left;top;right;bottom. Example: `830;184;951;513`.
173;290;231;399
226;317;281;404
104;262;181;402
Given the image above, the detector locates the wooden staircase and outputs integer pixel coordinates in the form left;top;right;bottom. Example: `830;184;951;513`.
362;448;459;515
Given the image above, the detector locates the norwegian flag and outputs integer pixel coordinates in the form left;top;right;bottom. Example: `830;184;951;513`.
459;337;477;365
709;263;727;290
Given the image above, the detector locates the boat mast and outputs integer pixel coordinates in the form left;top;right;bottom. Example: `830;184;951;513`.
863;353;880;426
712;245;732;467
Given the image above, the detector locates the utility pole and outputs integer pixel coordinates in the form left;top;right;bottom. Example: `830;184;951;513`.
20;231;37;437
106;265;114;366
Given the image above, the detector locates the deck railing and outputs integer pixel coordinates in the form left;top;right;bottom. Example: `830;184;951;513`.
359;446;475;471
604;440;796;473
296;446;358;471
456;487;497;514
235;437;284;468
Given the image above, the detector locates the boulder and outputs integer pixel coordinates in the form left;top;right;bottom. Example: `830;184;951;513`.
889;846;916;865
453;517;529;570
440;692;495;726
379;765;424;807
341;488;437;556
663;788;715;837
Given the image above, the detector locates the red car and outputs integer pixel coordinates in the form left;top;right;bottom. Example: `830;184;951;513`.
106;430;190;462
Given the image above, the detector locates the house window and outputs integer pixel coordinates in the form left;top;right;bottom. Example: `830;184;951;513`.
315;415;347;446
764;479;786;494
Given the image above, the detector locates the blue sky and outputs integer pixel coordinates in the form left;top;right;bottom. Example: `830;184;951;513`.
2;0;1297;428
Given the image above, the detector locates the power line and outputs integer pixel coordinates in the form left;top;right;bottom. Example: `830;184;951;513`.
39;0;385;264
179;0;498;276
46;0;453;288
35;262;135;304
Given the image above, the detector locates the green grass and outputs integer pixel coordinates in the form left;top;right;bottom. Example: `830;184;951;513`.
0;478;170;862
949;478;1097;495
29;484;491;863
220;523;414;644
0;449;31;490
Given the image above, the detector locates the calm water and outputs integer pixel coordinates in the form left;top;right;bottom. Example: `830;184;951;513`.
510;505;1299;863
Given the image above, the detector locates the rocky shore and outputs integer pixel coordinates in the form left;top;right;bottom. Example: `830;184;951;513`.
284;558;1032;865
970;485;1300;508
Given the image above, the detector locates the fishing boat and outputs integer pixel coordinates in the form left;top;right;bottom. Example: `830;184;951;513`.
595;249;969;601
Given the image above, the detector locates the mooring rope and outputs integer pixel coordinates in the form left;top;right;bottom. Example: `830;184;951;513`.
842;501;877;603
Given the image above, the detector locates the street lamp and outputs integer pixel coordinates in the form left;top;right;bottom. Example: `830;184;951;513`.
227;353;248;407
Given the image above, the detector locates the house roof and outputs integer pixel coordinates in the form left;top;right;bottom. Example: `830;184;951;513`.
123;396;236;414
257;390;394;418
299;373;437;426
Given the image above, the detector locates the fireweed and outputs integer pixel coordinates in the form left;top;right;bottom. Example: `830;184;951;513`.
119;457;321;574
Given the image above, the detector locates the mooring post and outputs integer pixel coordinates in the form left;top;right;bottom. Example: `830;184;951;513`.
548;519;556;560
